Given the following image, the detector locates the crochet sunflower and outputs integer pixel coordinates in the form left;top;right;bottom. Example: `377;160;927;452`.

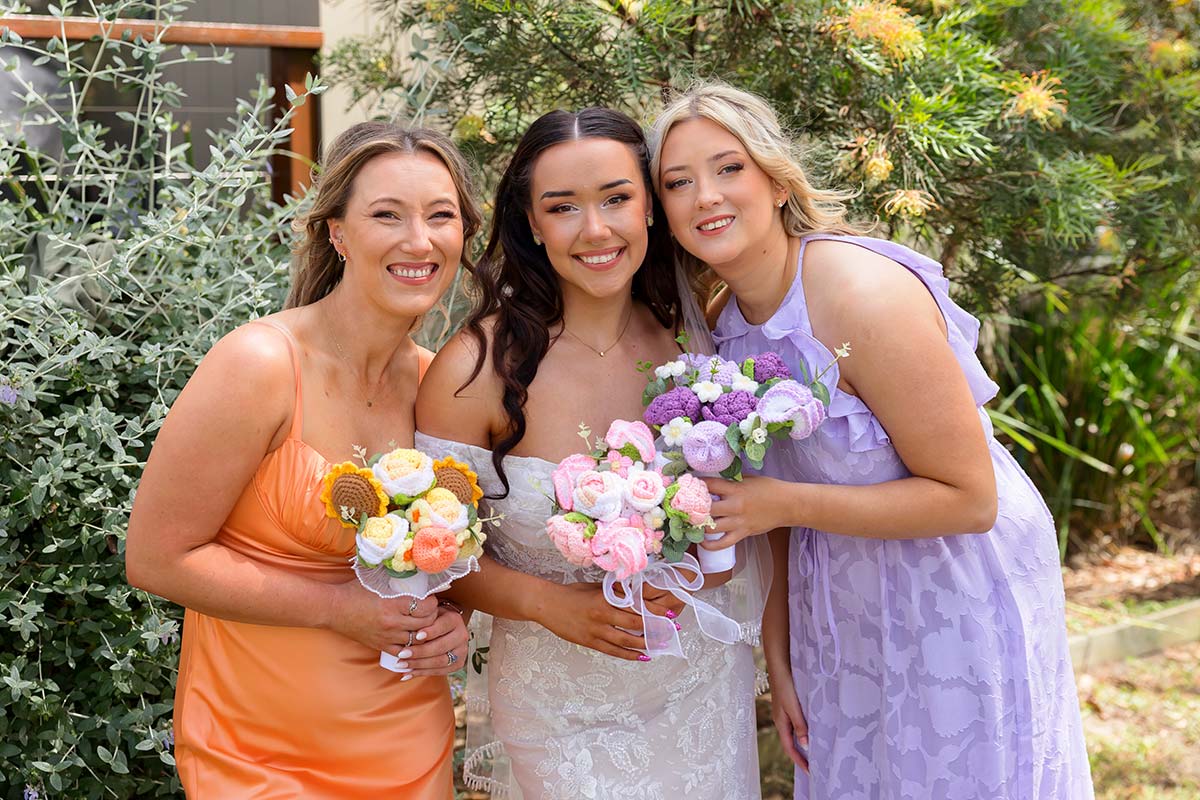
321;462;389;527
432;456;484;506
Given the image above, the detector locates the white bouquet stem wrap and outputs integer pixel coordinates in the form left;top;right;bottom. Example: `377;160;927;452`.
601;553;741;657
351;555;482;672
695;469;735;574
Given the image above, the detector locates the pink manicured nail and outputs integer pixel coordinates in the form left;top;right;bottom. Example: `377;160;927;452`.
637;654;651;662
674;622;682;631
665;610;677;620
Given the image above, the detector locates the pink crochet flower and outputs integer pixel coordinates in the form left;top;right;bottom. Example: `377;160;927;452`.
789;395;828;440
603;450;634;478
642;521;664;555
590;518;649;580
669;473;713;525
604;419;656;463
546;514;595;567
624;466;667;512
572;470;626;522
551;453;597;511
681;420;736;473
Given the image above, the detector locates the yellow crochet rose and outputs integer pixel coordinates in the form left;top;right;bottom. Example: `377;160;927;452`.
377;449;427;480
360;516;395;548
425;487;463;521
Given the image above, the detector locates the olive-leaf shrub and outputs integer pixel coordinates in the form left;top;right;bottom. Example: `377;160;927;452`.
0;3;321;796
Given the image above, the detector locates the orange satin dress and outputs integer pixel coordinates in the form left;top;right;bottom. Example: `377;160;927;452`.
174;321;452;799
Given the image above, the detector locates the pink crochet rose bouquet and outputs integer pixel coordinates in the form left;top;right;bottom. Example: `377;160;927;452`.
546;420;714;568
543;419;742;657
640;349;846;481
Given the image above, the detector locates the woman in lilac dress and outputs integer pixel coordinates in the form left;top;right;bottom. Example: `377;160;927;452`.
650;83;1093;800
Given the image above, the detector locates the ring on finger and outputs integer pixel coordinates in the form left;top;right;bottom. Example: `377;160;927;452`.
446;651;458;667
408;597;419;615
407;630;415;647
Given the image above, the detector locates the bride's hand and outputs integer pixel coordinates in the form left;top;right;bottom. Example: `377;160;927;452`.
537;582;649;661
768;665;810;774
640;585;687;621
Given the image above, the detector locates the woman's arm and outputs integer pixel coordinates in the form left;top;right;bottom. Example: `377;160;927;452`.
705;241;998;545
416;330;655;660
762;527;808;770
126;324;438;655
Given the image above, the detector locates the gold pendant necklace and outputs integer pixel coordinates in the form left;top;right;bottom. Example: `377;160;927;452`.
323;303;378;407
561;304;634;358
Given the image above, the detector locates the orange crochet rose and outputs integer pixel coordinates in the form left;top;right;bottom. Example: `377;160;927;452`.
410;526;459;573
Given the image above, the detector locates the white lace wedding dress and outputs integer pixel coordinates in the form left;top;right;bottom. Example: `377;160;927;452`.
416;432;762;800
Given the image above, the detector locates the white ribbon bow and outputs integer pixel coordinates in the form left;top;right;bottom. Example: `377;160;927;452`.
602;552;742;658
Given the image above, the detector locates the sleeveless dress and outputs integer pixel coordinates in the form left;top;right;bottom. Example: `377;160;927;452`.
174;321;453;799
714;235;1094;800
415;432;762;800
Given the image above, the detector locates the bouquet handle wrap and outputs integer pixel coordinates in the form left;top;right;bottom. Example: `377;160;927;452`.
602;553;741;658
695;469;736;573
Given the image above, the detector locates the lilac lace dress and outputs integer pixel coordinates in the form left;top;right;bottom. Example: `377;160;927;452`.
714;235;1093;800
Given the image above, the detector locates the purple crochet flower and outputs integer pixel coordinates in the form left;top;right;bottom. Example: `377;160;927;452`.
700;390;758;426
698;356;740;386
644;385;702;426
757;380;815;424
682;420;736;473
788;396;827;440
752;352;792;383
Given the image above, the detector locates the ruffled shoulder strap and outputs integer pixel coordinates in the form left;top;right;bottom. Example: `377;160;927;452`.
805;234;999;408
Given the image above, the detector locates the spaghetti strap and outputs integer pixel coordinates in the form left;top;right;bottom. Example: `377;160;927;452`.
254;319;304;439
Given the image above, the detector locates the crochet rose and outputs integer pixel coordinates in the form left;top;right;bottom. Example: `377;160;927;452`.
757;380;816;425
700;389;759;426
644;386;702;427
572;470;626;522
604;419;657;463
551;453;598;511
752;352;792;383
681;420;736;473
668;473;712;525
590;518;649;580
547;514;595;567
624;465;667;512
372;448;436;499
356;513;410;567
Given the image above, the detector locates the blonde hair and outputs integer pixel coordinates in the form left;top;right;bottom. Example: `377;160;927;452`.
649;81;863;245
287;122;482;308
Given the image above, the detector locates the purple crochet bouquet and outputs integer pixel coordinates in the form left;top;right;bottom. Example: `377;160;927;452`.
641;350;838;480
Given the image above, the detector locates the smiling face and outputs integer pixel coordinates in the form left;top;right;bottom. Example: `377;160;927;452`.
657;117;787;280
526;137;651;301
328;150;464;318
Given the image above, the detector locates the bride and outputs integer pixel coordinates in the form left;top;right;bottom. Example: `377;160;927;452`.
416;108;762;798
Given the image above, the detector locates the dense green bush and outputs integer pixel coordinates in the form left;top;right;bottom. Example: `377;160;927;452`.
0;3;319;796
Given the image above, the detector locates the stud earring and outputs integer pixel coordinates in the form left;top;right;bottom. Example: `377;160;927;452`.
776;198;786;208
532;233;543;246
646;213;654;227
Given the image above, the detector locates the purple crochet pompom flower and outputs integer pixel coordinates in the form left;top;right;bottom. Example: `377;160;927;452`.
644;385;702;427
700;390;758;426
682;420;736;473
698;356;740;387
752;352;792;383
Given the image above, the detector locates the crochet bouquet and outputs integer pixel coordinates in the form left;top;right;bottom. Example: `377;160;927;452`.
544;420;740;657
321;448;487;671
641;349;844;570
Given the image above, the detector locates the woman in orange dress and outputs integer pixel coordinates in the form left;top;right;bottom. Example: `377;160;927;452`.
126;122;482;799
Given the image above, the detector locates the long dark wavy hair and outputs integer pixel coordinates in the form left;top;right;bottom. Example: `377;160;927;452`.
463;108;681;497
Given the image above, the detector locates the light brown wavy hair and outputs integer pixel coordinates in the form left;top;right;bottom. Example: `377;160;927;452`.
286;122;482;308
